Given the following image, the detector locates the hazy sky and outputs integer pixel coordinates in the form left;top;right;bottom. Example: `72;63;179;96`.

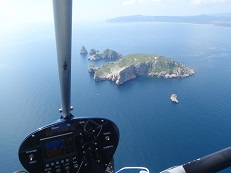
0;0;231;26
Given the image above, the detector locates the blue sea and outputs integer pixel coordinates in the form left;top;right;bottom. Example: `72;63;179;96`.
1;22;231;173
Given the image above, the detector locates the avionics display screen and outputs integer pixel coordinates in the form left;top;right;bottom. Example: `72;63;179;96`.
40;132;76;161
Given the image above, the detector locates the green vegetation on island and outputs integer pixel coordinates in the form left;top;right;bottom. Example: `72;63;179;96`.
89;53;195;85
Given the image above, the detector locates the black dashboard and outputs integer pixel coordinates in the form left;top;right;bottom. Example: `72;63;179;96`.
18;117;119;173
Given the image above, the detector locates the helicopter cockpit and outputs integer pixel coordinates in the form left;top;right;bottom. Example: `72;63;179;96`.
16;0;231;173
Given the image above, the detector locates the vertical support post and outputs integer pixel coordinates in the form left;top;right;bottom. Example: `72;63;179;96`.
53;0;72;118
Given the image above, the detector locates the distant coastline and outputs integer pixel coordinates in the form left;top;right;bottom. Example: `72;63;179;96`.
106;13;231;27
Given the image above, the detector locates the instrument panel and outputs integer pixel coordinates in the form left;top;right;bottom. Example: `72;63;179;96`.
18;117;119;173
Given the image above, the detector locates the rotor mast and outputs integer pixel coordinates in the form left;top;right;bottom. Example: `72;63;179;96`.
53;0;73;118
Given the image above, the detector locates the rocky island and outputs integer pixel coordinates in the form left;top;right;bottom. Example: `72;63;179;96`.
89;53;195;85
88;49;123;61
80;46;88;54
89;49;97;55
170;94;179;103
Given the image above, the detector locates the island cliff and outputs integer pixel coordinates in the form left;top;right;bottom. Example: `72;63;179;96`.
88;64;100;73
90;54;195;85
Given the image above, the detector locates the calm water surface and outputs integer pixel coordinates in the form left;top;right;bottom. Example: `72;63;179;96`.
0;22;231;172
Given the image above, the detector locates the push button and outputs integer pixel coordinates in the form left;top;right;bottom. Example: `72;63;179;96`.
29;154;34;161
105;136;110;141
65;166;70;171
56;168;61;173
74;164;79;169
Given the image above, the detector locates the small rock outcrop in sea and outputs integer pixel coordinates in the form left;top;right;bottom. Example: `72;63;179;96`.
88;64;100;73
88;49;123;61
80;46;88;54
90;53;195;85
170;94;179;103
100;49;123;59
89;49;97;55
